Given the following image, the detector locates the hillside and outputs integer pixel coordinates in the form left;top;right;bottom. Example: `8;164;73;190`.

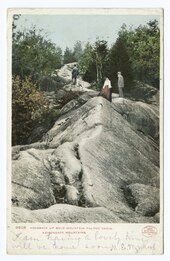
11;63;160;223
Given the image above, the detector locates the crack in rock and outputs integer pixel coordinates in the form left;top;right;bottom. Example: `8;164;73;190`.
43;142;89;208
12;180;40;194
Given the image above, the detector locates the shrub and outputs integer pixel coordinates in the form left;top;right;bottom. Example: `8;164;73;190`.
12;76;49;145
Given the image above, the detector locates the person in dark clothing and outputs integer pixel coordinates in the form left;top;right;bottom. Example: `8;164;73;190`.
72;64;79;85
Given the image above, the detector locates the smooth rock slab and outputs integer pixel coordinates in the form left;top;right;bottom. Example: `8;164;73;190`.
11;96;160;223
12;205;124;223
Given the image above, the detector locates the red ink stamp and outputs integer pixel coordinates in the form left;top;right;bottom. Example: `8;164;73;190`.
142;226;158;237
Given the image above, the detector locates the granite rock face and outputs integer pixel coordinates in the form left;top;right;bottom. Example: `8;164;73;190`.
12;92;160;223
55;62;91;90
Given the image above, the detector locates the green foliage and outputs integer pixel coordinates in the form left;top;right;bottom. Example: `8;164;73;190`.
73;41;83;62
94;39;108;85
12;25;62;88
12;76;50;145
118;20;160;88
63;47;76;64
64;41;83;64
12;17;64;145
108;37;133;91
79;19;160;90
79;42;97;83
11;17;160;145
79;40;108;88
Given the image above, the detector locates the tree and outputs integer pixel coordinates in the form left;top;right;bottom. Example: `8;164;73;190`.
117;20;160;88
79;42;96;82
108;36;133;91
12;24;62;88
94;39;108;85
73;41;83;62
79;40;108;87
12;76;49;145
55;46;63;68
12;17;64;145
63;47;75;64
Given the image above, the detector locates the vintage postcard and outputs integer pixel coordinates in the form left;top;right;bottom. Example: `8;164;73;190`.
7;8;163;254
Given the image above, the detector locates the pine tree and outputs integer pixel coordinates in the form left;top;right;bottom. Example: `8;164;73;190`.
108;36;133;91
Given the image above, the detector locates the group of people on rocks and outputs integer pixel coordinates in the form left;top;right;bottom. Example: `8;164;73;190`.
98;72;124;102
71;64;124;102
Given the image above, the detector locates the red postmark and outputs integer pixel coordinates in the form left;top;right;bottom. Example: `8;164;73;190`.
142;226;158;237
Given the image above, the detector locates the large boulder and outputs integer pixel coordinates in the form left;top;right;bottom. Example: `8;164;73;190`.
124;183;160;217
112;98;159;142
12;96;160;223
12;148;56;210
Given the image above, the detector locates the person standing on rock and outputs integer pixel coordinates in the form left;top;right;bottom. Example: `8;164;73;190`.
72;64;79;85
117;72;124;98
98;77;112;102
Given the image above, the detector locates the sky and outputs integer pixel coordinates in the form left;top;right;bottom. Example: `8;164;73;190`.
15;14;160;51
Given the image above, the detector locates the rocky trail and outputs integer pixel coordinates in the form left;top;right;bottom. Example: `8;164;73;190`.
11;63;160;223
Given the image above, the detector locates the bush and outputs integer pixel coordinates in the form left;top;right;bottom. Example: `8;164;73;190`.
12;26;62;88
12;76;50;145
